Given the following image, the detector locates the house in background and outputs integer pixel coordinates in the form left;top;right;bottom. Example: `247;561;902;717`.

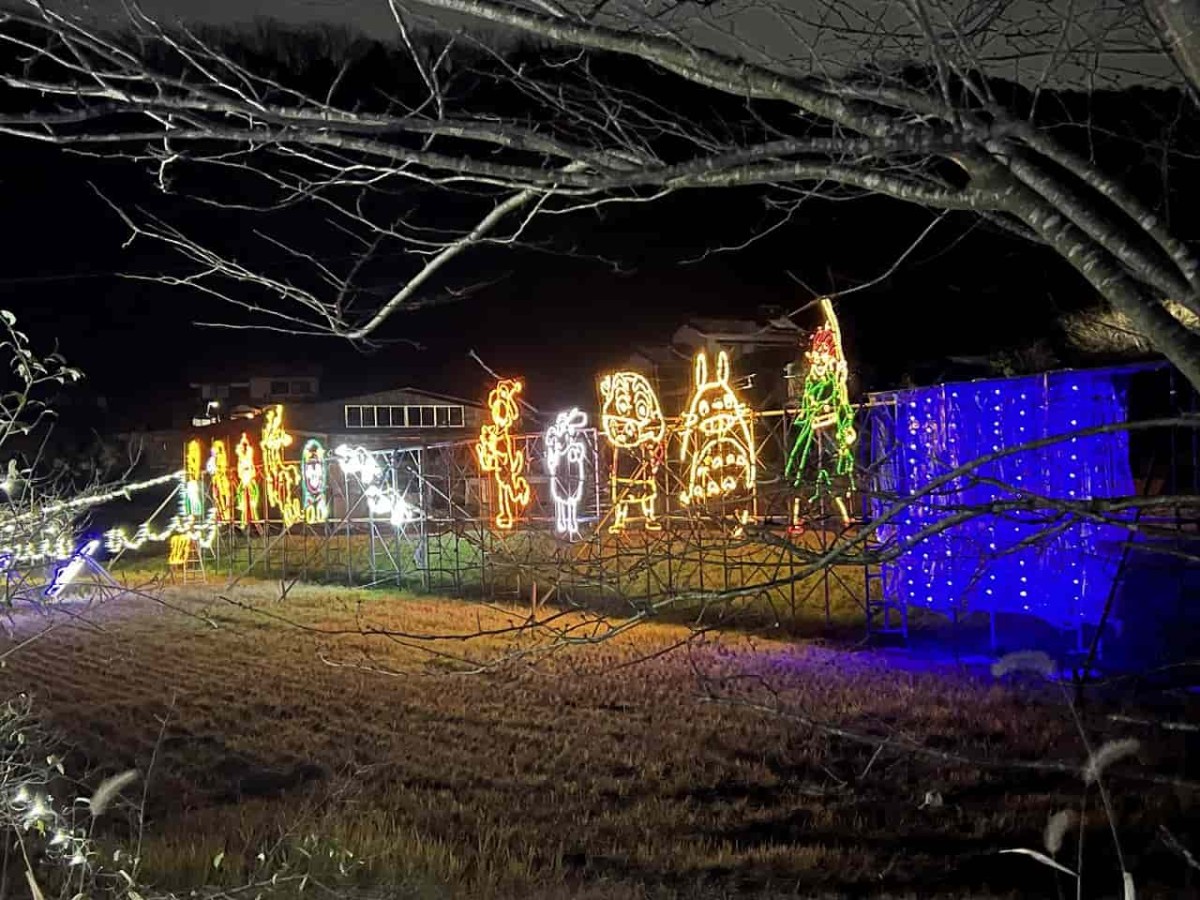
190;366;322;423
118;376;488;477
623;310;806;410
286;385;487;450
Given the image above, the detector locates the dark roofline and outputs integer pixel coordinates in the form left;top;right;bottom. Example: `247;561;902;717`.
329;385;486;408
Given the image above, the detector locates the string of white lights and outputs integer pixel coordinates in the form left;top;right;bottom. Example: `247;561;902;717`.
0;470;185;532
0;471;188;564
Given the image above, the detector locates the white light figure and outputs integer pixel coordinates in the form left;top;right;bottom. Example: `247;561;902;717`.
333;445;421;527
544;408;588;537
44;538;100;600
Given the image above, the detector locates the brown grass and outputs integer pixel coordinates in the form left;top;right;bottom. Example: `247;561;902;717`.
0;582;1192;899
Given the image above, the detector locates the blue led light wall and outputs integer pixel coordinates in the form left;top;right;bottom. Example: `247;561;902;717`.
871;369;1134;628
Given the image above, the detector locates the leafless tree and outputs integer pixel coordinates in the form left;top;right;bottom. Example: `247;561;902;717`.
1145;0;1200;98
0;2;1198;385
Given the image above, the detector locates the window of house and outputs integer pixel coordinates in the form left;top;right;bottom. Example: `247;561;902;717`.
291;380;312;395
343;402;467;429
270;380;289;395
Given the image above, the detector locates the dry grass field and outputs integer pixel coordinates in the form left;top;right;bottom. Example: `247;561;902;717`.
1;581;1196;899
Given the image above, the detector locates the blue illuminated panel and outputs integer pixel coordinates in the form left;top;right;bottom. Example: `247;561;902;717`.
872;370;1134;627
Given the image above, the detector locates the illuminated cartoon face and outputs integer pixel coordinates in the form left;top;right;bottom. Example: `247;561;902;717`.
599;372;665;449
303;441;325;497
801;328;849;388
686;352;745;437
679;350;756;507
487;379;523;428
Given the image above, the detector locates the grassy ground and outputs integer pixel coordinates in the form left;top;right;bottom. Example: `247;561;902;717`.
1;581;1196;899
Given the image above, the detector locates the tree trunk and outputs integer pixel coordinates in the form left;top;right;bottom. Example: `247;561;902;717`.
1145;0;1200;97
1007;182;1200;392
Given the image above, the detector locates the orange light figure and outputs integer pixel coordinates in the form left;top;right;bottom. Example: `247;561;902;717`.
206;439;234;523
262;404;303;528
235;433;262;528
678;350;757;529
476;378;531;530
598;371;665;532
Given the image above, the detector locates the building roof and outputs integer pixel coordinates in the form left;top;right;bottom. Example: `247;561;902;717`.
674;316;803;346
186;362;324;383
328;385;486;409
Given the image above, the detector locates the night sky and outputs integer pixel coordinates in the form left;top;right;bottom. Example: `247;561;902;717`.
0;137;1081;422
0;5;1189;430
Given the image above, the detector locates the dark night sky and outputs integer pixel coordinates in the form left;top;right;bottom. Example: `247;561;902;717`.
1;9;1191;430
0;135;1118;425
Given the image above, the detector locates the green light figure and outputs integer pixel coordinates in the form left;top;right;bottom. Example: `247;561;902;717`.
786;298;857;524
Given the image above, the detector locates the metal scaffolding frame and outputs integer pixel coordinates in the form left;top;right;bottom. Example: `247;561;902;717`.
182;362;1200;659
193;409;875;630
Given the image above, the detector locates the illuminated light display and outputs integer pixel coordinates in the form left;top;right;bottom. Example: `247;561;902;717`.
183;439;205;518
206;440;234;523
235;433;262;528
333;445;421;527
677;350;757;527
333;444;379;483
103;516;177;554
475;378;531;530
3;471;181;533
301;439;329;524
544;408;588;537
167;534;193;565
105;449;217;554
598;371;666;532
870;369;1135;628
787;297;857;525
261;405;303;527
44;538;100;599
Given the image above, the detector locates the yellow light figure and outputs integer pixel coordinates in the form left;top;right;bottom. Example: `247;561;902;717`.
677;350;757;530
235;433;261;528
167;534;192;565
261;404;303;528
183;439;205;518
598;371;666;532
476;378;531;530
206;439;234;523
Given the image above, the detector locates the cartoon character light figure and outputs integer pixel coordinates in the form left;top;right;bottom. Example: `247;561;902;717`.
334;444;420;527
235;433;261;528
206;439;234;523
301;439;328;524
677;350;756;528
786;297;857;524
182;439;205;518
476;378;531;530
599;371;666;533
545;408;588;537
261;405;303;528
